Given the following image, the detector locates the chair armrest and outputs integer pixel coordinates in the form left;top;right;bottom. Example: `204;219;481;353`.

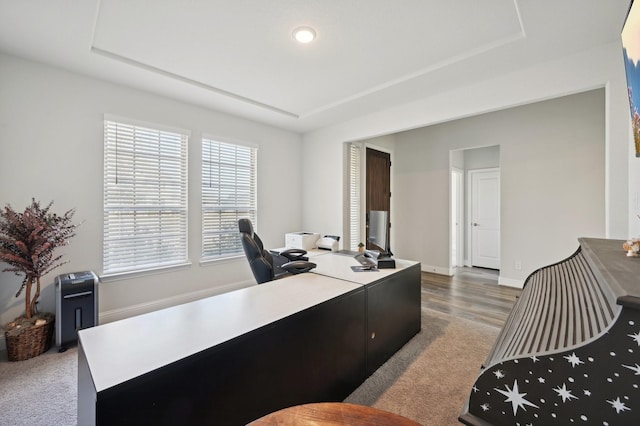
280;248;308;262
281;260;316;275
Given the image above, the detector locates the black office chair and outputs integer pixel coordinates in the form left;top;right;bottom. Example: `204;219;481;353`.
238;218;316;284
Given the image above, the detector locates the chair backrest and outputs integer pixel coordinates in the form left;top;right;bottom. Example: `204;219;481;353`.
238;218;274;284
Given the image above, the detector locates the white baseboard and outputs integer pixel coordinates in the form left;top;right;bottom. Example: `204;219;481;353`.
498;276;525;288
99;280;254;324
0;281;253;353
421;264;525;288
420;264;453;276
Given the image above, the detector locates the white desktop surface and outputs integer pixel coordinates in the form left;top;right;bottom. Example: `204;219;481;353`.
78;273;360;393
310;252;419;285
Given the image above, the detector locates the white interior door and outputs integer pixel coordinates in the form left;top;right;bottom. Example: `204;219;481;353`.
470;169;500;269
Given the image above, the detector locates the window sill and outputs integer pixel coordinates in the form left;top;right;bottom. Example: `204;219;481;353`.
199;254;245;267
100;262;192;283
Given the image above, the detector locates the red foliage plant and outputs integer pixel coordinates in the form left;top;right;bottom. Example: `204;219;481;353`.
0;199;77;319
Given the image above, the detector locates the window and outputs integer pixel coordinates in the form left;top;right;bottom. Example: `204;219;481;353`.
103;116;189;275
348;143;361;250
202;137;257;260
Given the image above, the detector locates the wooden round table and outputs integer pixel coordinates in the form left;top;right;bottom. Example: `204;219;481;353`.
247;402;421;425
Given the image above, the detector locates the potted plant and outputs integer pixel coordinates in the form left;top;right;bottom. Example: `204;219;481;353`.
358;242;365;253
0;199;77;361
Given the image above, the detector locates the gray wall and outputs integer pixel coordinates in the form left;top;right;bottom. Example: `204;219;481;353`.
464;145;500;170
0;53;304;327
302;43;630;264
392;89;605;284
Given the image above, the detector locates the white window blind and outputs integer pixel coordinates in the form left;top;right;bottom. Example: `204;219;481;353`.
202;137;257;260
349;143;361;250
103;118;189;275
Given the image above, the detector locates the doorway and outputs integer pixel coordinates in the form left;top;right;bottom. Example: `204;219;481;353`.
449;146;501;273
469;168;500;269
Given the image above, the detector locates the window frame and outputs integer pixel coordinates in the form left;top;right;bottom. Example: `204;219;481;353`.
102;115;190;277
201;135;258;261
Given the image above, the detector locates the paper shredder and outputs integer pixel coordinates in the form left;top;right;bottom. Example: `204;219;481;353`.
55;271;99;349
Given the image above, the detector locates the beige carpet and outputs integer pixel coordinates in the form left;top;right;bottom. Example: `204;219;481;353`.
0;308;498;426
0;345;77;426
345;308;500;426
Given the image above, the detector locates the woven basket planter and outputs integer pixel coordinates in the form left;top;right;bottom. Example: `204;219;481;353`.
5;313;55;362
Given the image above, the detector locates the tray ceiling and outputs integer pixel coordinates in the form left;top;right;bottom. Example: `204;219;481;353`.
0;0;630;132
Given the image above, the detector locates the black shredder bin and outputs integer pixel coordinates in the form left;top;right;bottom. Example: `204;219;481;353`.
55;271;99;349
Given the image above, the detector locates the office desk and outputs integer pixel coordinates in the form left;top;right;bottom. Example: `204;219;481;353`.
311;253;422;375
77;255;421;425
310;251;416;283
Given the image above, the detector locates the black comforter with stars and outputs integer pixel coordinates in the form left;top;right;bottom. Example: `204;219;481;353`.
467;309;640;425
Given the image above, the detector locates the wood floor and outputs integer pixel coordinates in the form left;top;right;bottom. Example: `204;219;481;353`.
421;267;522;328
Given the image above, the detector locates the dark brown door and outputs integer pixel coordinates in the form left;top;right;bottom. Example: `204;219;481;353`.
366;148;391;250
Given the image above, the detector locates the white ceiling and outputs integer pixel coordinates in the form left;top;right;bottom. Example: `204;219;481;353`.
0;0;631;133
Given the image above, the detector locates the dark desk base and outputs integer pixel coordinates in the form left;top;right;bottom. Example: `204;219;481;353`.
366;263;421;375
94;288;366;426
82;263;422;426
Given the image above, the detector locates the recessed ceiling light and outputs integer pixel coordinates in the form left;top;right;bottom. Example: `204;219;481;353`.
293;26;316;44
